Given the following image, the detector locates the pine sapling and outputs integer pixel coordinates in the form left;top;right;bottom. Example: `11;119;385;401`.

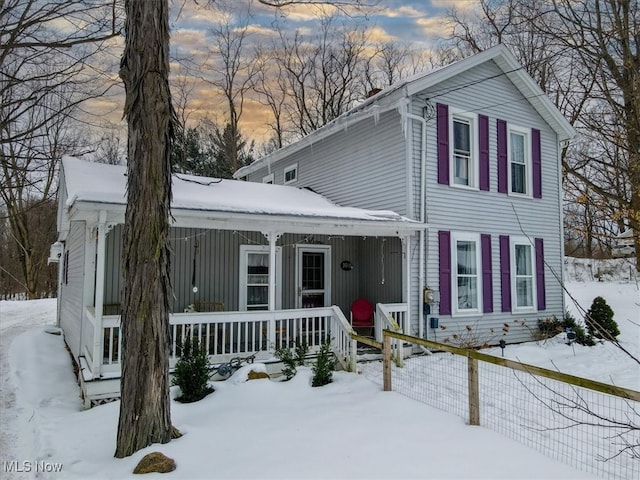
312;337;335;387
586;296;620;340
172;336;213;402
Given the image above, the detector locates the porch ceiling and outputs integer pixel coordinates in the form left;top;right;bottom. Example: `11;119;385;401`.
62;157;425;238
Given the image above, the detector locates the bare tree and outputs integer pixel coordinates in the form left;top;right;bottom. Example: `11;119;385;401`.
115;0;175;458
442;0;638;267
541;0;640;268
115;0;373;458
0;0;121;299
193;3;257;173
272;12;370;137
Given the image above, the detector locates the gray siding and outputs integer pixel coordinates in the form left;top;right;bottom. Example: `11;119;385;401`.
247;110;409;215
59;221;86;359
418;60;564;343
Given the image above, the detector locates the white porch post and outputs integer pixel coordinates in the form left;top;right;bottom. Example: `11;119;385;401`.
402;236;412;334
92;210;108;375
263;231;281;349
263;231;281;311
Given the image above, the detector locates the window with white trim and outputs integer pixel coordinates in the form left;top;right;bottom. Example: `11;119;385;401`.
508;126;531;195
450;110;478;188
239;245;281;311
452;232;482;314
510;237;536;311
284;164;298;184
262;173;274;184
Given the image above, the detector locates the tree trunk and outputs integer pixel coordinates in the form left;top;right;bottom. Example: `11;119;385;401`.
115;0;173;458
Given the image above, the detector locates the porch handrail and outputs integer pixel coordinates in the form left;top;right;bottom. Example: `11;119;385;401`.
329;306;357;372
97;306;357;374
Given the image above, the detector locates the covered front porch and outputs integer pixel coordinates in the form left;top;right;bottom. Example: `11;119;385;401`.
79;226;418;406
58;158;424;406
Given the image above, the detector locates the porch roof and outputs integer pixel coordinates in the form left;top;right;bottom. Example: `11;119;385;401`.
61;157;424;236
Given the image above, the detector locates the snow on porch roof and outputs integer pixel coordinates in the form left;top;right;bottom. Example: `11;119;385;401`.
62;157;422;229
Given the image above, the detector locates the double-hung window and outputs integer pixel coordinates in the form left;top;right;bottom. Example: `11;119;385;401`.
449;110;478;188
508;126;531;195
453;118;472;186
511;238;536;310
453;233;481;314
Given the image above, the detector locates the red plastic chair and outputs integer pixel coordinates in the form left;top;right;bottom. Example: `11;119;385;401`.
350;298;375;337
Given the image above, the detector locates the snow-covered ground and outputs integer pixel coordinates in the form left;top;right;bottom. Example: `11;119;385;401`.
0;258;637;479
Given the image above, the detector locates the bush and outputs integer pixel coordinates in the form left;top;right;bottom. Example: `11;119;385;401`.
311;337;335;387
172;337;213;403
537;311;595;347
586;296;620;340
274;339;308;380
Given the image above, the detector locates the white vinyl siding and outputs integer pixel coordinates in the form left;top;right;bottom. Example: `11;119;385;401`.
58;221;86;359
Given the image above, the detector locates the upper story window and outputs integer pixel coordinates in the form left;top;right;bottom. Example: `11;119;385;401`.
262;173;274;184
438;104;489;190
284;164;298;184
450;111;478;188
508;126;531;195
452;117;472;186
452;232;482;314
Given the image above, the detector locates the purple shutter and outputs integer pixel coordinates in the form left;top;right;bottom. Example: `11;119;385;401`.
499;235;511;312
481;234;493;313
479;115;490;191
535;238;546;310
497;119;508;194
532;128;542;198
437;103;449;185
438;231;452;315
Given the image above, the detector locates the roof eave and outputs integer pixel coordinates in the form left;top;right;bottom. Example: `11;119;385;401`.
68;200;425;237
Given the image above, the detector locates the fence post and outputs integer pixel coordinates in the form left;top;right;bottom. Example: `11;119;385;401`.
468;355;480;425
383;332;392;391
350;337;357;372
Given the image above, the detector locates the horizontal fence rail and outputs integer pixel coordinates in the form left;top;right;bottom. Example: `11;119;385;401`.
359;330;639;480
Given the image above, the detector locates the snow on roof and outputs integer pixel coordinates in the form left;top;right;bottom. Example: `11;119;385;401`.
62;157;418;225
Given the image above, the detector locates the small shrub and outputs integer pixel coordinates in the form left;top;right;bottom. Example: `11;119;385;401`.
172;337;213;403
586;296;620;340
274;338;308;380
441;322;506;349
294;341;309;365
312;337;335;387
537;312;595;346
274;346;297;380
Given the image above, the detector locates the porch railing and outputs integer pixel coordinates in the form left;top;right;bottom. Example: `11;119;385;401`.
95;306;358;375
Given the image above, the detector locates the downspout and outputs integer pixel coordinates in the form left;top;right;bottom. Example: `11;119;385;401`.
405;108;428;340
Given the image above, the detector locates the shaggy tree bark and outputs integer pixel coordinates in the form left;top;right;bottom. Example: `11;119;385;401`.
115;0;174;458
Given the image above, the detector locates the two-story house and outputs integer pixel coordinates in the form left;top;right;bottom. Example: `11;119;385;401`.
235;44;575;344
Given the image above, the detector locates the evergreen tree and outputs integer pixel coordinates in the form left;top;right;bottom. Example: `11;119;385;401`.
586;296;620;340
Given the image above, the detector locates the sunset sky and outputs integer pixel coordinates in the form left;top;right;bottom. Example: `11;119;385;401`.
86;0;478;146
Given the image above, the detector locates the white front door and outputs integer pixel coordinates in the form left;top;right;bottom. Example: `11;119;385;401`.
239;245;281;311
296;245;331;308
